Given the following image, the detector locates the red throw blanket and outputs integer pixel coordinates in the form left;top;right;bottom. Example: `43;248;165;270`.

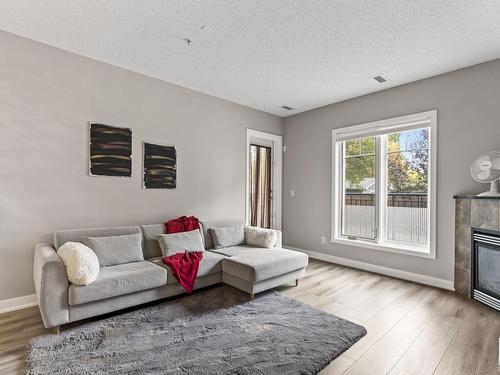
162;216;202;293
162;251;204;293
165;216;200;234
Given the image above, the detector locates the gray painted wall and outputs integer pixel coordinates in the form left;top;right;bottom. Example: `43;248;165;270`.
283;59;500;283
0;31;282;300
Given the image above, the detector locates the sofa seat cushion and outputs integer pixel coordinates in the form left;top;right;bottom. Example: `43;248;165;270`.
221;247;308;283
69;261;167;305
209;245;255;257
149;251;225;284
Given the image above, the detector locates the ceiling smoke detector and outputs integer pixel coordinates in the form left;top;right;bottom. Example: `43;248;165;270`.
281;105;294;111
372;75;388;83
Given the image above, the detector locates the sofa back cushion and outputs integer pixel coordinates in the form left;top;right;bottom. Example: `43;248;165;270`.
157;229;205;256
54;226;142;249
83;233;144;267
211;226;246;249
140;224;165;259
200;219;245;249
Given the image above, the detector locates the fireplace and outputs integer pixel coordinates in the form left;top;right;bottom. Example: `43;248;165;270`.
471;228;500;311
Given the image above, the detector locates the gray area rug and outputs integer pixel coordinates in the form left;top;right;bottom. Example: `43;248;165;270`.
27;286;366;374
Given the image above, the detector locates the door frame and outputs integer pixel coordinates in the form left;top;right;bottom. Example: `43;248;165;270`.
246;129;283;230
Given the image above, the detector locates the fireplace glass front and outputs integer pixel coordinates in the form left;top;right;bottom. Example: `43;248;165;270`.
472;229;500;311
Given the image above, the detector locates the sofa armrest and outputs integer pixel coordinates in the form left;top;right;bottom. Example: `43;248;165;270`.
34;243;70;328
274;230;282;248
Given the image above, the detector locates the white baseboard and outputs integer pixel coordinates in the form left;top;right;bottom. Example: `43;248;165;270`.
286;246;455;291
0;294;38;314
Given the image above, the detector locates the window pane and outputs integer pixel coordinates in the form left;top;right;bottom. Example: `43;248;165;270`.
345;139;361;156
342;136;376;239
386;128;429;246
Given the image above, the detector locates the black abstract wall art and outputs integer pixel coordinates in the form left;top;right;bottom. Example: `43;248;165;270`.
143;142;177;189
89;123;132;177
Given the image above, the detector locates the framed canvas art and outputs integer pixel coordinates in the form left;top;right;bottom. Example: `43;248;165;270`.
143;142;176;189
89;123;132;177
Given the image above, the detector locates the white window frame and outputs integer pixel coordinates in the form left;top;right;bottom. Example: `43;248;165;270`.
331;110;437;259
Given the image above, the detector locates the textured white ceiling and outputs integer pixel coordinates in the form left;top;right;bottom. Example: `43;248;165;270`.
1;1;500;116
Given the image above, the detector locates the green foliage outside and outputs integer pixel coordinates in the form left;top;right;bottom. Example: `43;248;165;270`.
345;129;428;193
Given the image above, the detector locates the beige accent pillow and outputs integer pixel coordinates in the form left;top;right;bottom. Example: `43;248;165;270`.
156;229;204;256
244;226;278;248
57;242;100;285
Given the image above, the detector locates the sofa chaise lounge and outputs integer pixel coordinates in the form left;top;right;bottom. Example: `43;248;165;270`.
33;219;309;330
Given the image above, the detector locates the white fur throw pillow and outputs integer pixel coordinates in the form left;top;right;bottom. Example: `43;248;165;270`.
244;226;278;248
57;242;100;285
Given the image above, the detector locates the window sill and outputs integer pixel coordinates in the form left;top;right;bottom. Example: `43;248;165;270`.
331;237;436;259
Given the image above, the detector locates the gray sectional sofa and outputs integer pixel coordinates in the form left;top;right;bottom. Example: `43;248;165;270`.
33;219;308;329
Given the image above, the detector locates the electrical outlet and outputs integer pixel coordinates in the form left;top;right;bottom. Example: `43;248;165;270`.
290;190;295;197
321;236;326;244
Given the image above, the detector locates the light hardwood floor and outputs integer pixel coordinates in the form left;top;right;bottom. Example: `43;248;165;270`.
1;259;499;374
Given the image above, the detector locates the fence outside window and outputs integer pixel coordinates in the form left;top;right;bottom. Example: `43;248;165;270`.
343;193;428;245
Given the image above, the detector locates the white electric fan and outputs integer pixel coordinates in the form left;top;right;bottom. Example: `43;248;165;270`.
471;152;500;196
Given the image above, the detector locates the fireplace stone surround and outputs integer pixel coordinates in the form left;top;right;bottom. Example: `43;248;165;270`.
454;195;500;296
